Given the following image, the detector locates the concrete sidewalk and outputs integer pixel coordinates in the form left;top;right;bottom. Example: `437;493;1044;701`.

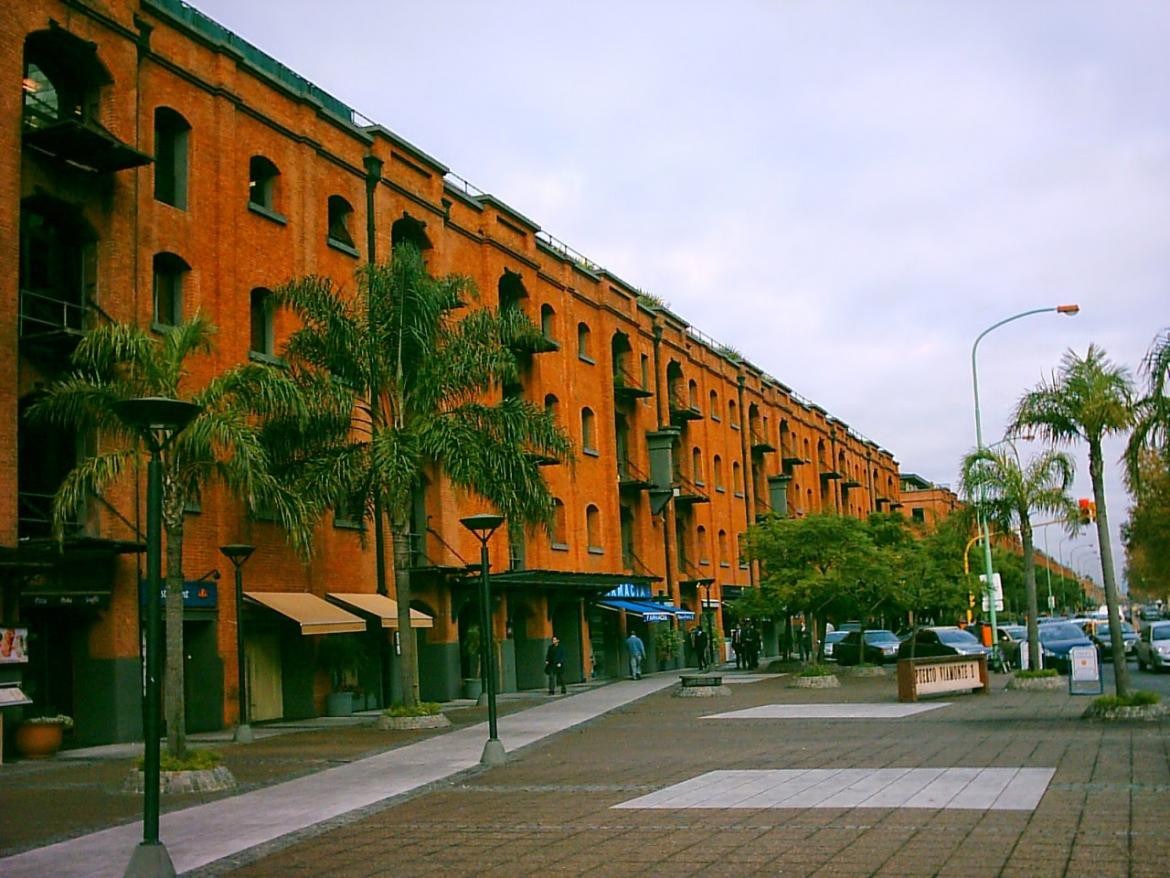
0;675;677;877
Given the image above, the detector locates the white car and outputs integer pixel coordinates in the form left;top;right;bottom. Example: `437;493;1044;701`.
1135;622;1170;672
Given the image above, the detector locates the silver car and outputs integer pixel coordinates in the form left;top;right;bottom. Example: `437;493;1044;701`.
1135;622;1170;672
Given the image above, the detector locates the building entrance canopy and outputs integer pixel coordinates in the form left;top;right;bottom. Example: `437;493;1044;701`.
326;592;434;628
597;598;695;622
244;592;365;635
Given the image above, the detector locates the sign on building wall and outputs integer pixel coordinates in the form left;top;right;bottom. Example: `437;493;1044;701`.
605;583;652;601
0;627;29;664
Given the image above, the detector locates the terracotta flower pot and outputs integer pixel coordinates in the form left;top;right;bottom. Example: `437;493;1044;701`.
14;721;65;759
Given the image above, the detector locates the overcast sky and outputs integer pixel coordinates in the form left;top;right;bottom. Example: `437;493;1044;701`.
189;0;1169;595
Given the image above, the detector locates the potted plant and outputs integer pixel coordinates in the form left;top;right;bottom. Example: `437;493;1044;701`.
14;714;73;759
655;626;683;669
461;625;482;700
318;635;366;716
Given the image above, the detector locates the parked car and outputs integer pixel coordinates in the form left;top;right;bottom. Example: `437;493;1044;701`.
834;629;902;665
823;630;848;662
967;622;1026;668
1036;622;1094;673
897;627;988;660
1136;621;1170;672
1081;619;1138;661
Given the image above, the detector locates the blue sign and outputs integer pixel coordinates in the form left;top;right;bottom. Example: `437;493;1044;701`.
605;582;652;600
139;580;218;609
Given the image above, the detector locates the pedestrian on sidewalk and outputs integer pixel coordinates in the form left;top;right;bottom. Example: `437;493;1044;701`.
545;635;566;694
626;630;645;679
731;625;743;669
692;625;709;671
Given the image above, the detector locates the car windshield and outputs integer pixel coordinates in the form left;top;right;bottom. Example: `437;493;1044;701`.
826;631;847;643
1152;626;1170;641
864;630;899;644
1039;623;1084;642
935;628;979;645
1001;626;1026;640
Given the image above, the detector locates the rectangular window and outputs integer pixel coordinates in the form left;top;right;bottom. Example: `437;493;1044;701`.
153;263;184;327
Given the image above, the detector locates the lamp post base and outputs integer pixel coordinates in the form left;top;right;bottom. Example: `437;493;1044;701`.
234;723;253;744
124;841;176;878
480;738;506;766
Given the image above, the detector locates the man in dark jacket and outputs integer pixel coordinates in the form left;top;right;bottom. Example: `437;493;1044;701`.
545;635;566;695
692;625;709;671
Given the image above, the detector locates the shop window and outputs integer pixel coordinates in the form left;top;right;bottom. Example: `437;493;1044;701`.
152;252;188;328
327;195;356;251
250;288;275;357
586;505;602;554
153;107;190;209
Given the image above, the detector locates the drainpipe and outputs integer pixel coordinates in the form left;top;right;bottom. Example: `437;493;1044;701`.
736;375;755;586
651;322;677;608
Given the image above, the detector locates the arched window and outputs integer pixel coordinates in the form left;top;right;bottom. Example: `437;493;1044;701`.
498;269;526;312
688;379;699;409
737;533;748;569
540;304;555;341
728;398;739;428
551;499;567;548
581;408;596;454
692;447;704;484
713;455;724;491
586;504;601;552
577;322;592;361
732;461;743;496
709;390;720;420
250;288;274;356
718;530;729;567
640;354;650;391
152;252;189;327
153;107;190;208
391;213;432;252
697;525;709;564
248;156;280;211
327;195;355;249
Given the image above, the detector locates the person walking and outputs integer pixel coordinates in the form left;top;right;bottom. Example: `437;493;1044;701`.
797;620;809;661
545;635;566;694
731;625;743;670
692;625;709;672
626;630;645;679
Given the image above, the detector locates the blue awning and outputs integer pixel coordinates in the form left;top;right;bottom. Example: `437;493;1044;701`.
597;598;695;622
597;599;673;622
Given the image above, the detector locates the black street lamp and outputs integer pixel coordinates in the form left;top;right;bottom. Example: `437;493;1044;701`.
459;512;506;766
114;397;200;878
219;544;255;744
698;581;716;670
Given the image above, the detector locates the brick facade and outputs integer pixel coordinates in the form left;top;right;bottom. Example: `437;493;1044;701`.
1;0;904;745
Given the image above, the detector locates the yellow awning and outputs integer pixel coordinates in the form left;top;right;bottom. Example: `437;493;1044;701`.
244;592;366;635
327;592;434;629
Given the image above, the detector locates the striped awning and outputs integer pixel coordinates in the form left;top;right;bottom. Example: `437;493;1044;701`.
244;592;365;635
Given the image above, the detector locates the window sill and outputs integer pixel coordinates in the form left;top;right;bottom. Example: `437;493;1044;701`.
333;519;365;531
710;414;721;422
720;561;731;569
551;542;569;552
151;320;181;334
583;447;600;458
695;480;705;488
248;202;288;226
734;492;745;499
587;546;604;555
249;350;287;367
715;486;726;494
578;354;596;365
699;559;710;567
327;236;360;258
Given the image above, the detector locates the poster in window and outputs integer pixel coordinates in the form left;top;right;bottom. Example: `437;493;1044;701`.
0;627;29;664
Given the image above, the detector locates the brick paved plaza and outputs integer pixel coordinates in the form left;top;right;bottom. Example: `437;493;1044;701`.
210;672;1166;877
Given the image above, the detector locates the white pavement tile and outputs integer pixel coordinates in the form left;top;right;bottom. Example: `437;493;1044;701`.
704;703;949;720
615;768;1056;813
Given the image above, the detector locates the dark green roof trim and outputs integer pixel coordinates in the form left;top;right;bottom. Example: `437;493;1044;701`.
363;124;449;175
478;195;540;232
442;180;484;212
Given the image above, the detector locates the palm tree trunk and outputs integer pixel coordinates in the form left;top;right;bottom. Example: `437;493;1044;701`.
391;520;420;706
163;515;187;757
1020;517;1041;670
1090;439;1130;697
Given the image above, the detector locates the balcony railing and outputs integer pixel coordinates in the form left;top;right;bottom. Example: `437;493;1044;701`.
18;491;81;540
618;457;653;493
613;365;653;402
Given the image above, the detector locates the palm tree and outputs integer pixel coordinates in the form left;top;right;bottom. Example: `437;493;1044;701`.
275;244;571;706
960;443;1076;669
27;316;310;756
1012;344;1136;696
1127;327;1170;485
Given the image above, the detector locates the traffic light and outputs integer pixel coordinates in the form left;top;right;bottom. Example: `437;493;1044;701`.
1077;498;1096;524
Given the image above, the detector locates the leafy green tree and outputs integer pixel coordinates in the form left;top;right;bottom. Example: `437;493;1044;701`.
960;444;1076;668
1013;345;1136;696
1122;451;1170;602
1126;327;1170;483
274;245;571;705
28;317;307;756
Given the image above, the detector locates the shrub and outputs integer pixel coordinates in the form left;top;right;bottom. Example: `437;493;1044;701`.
383;702;441;718
1090;691;1161;712
800;663;835;677
655;626;683;661
1014;669;1058;679
139;749;222;772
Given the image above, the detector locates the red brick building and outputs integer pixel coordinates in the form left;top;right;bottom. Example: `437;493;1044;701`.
1;0;903;745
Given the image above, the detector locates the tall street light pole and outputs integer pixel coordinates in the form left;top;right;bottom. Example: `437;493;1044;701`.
220;544;255;743
460;513;506;766
971;305;1078;659
114;397;201;878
